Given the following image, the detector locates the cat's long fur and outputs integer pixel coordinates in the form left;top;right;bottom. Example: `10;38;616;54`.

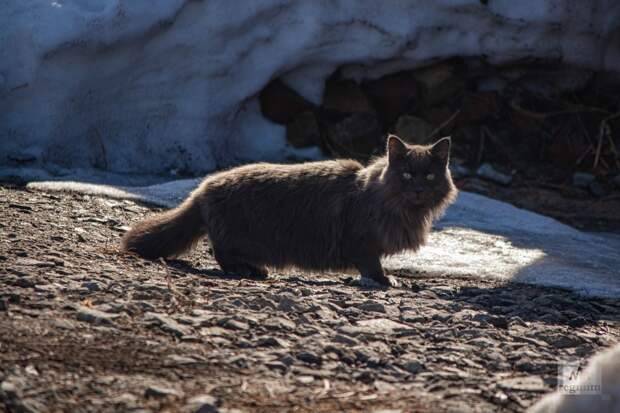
121;136;457;285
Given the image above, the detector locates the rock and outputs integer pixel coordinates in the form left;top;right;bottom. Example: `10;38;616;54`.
572;172;596;188
144;385;184;399
255;337;289;348
76;306;121;325
364;71;420;123
15;258;55;267
218;318;249;331
323;78;374;114
449;162;472;179
457;91;499;124
413;63;464;106
277;296;305;312
588;181;606;197
296;351;322;365
144;312;192;337
111;393;138;405
81;281;102;292
0;297;8;312
259;79;314;124
498;376;546;392
286;111;321;148
325;112;382;157
476;163;512;185
185;394;218;413
394;115;435;144
356;300;386;313
263;316;296;331
340;318;411;336
401;360;425;374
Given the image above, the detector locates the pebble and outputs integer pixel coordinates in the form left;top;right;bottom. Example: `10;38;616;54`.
219;318;249;331
296;351;322;365
145;312;192;337
476;163;512;185
144;385;184;398
76;306;121;325
185;394;218;413
356;300;386;313
572;171;595;188
81;281;102;292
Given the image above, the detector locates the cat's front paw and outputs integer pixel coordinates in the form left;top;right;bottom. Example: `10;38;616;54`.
348;274;400;289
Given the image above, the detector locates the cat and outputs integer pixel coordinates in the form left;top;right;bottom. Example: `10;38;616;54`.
121;135;457;286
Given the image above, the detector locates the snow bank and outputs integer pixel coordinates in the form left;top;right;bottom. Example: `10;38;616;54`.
3;0;620;174
27;177;620;299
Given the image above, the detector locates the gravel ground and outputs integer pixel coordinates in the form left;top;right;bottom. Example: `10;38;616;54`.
1;183;619;413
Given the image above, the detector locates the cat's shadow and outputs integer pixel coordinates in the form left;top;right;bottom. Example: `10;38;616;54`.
164;259;392;290
163;259;620;327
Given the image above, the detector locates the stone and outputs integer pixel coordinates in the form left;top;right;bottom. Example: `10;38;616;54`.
498;376;546;392
81;281;103;292
356;300;386;313
76;306;121;325
401;360;425;374
296;351;322;365
144;312;192;337
394;115;435;145
185;394;218;413
364;71;420;123
449;162;471;179
259;79;314;124
325;112;382;157
15;258;55;267
340;318;410;336
588;181;606;197
323;78;374;114
263;316;296;331
476;163;512;185
219;318;249;331
286;111;321;148
255;337;289;348
572;172;596;188
457;91;499;124
145;385;184;399
413;63;464;106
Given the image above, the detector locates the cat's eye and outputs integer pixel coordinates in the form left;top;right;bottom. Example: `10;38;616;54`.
426;173;435;181
402;172;412;180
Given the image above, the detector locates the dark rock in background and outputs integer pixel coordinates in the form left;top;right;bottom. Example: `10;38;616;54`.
259;79;314;124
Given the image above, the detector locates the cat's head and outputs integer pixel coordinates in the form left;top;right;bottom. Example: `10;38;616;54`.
383;135;456;208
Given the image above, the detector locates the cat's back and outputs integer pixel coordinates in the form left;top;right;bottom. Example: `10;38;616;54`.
203;159;363;193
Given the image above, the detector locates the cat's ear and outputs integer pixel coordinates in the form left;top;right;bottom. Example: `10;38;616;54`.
431;137;451;164
387;135;407;163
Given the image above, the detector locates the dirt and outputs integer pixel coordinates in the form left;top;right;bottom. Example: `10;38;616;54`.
1;183;620;413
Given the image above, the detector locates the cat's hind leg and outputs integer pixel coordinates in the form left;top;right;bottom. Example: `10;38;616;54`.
212;248;268;279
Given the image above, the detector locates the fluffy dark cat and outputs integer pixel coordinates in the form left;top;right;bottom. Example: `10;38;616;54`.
121;135;457;286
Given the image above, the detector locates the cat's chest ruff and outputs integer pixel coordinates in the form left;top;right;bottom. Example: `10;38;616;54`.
379;212;428;255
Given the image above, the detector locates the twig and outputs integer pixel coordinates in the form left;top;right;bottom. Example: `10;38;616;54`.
593;110;620;169
427;109;460;141
475;127;486;166
93;127;108;170
510;101;611;120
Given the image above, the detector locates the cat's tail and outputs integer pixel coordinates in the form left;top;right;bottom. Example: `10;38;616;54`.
121;196;206;259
